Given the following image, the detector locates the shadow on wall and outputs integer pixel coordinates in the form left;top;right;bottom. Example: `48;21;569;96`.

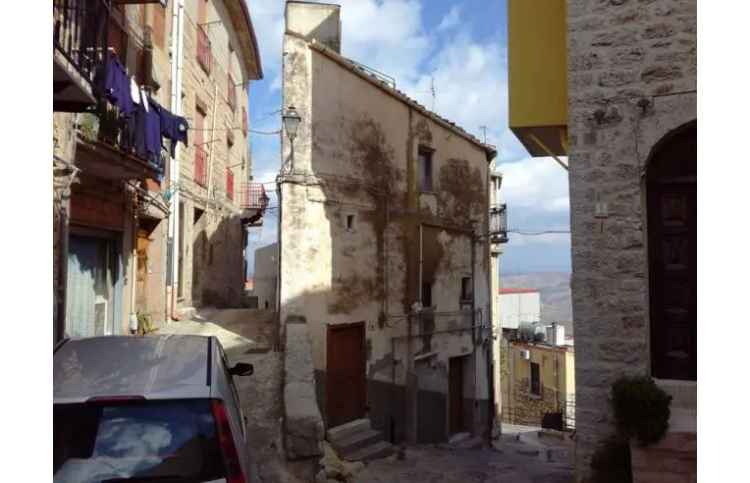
188;208;250;309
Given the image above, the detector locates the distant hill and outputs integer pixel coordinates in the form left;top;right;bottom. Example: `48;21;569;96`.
501;272;573;334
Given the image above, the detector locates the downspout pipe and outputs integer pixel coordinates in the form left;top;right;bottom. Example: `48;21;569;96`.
168;0;185;321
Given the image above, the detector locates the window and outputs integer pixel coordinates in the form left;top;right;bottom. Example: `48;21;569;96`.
418;148;433;191
226;168;235;201
530;362;541;397
461;277;472;302
242;107;248;137
54;401;225;482
346;214;355;231
194;108;208;187
421;282;432;309
228;75;237;111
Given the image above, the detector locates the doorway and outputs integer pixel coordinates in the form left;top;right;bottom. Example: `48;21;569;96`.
449;356;465;435
66;234;118;337
326;322;366;427
647;122;697;380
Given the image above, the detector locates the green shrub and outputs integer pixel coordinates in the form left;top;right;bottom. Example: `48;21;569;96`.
611;376;672;446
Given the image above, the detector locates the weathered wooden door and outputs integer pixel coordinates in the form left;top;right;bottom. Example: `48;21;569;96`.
135;229;149;311
647;125;697;380
449;357;464;435
327;323;366;427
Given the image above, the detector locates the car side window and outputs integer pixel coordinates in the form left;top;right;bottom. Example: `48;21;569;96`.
218;345;246;438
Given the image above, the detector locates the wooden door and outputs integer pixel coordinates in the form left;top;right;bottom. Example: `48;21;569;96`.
327;323;366;428
449;357;464;435
135;230;149;311
647;125;697;380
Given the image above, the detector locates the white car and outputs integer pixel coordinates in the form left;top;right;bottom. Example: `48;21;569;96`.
53;335;253;483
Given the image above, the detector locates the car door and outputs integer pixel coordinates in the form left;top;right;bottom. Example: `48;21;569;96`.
217;343;247;443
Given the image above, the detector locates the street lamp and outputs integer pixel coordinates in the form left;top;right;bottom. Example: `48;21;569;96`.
282;106;301;172
282;106;301;142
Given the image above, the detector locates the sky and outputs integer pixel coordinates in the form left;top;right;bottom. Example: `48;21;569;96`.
244;0;571;275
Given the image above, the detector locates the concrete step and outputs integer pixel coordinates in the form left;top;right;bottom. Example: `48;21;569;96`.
331;428;384;457
327;418;371;443
342;440;394;463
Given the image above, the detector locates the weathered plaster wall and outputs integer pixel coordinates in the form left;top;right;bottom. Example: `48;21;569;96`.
176;0;253;309
567;0;696;479
279;16;493;442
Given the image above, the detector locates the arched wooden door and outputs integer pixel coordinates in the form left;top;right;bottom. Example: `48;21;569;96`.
647;123;697;381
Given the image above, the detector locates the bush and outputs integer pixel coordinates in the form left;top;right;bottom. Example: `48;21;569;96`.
611;376;672;446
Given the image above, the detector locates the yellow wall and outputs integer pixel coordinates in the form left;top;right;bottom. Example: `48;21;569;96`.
507;0;568;156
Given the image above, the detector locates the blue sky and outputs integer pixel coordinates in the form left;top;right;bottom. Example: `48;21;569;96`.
244;0;571;275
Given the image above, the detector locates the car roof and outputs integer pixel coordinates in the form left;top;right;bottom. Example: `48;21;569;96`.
54;335;215;404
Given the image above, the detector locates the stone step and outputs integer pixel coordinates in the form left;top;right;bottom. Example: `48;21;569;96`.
342;440;395;463
327;418;372;443
331;428;384;457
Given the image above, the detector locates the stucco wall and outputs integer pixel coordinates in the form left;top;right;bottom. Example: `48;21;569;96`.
279;17;493;441
566;0;696;479
176;0;253;309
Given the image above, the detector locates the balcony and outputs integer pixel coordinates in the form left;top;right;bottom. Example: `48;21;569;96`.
76;103;166;181
489;203;508;244
197;26;212;74
239;183;270;225
507;0;567;157
194;146;208;187
53;0;110;112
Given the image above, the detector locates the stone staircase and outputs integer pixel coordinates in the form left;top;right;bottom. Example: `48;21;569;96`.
327;418;395;462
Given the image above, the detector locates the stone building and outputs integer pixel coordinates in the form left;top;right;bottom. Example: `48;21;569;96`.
500;339;575;429
53;0;264;345
278;1;503;446
507;0;696;480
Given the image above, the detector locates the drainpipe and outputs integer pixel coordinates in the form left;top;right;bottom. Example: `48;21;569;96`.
167;0;185;321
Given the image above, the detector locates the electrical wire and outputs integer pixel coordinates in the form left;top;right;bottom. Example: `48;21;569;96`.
508;229;570;236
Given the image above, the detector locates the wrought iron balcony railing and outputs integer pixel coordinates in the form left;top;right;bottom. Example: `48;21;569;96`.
53;0;111;110
490;203;509;244
239;183;269;211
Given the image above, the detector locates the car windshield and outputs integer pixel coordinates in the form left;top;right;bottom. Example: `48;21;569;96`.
54;400;226;483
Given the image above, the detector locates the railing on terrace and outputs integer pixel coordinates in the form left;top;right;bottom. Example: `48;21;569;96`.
53;0;110;87
194;146;208;187
490;203;509;244
196;25;212;74
77;102;166;175
239;183;269;211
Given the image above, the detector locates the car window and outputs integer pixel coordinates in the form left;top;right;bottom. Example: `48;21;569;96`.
218;345;246;439
54;400;225;483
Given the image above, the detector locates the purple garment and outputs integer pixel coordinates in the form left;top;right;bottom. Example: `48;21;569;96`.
152;100;189;157
134;97;161;161
99;56;134;116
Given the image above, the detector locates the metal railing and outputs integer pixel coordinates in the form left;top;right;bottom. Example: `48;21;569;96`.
194;146;208;187
490;203;508;244
53;0;111;87
239;183;269;211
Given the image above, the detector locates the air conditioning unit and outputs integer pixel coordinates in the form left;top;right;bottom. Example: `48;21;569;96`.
520;349;530;360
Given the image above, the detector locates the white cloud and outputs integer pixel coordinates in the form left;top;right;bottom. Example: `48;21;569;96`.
498;157;569;211
437;5;461;31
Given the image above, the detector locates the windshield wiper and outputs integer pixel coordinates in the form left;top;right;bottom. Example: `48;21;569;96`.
101;476;200;483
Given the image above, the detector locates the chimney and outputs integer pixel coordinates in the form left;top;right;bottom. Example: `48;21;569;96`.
285;1;342;53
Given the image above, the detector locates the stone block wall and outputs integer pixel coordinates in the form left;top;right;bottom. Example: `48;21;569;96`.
566;0;696;480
